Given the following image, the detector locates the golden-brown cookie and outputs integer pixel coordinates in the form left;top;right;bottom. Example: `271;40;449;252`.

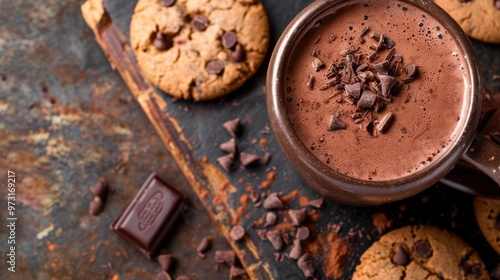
434;0;500;43
353;225;490;280
130;0;270;101
474;197;500;254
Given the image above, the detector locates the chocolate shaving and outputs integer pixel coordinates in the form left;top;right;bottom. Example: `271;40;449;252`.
263;193;283;210
372;61;389;75
239;152;260;167
403;63;418;83
297;253;315;278
357;90;377;109
266;230;284;250
328;113;347;131
307;75;315;90
289;239;303;260
157;254;175;272
214;250;236;266
345;83;362;99
376;112;394;133
289;208;308;226
230;225;246;241
379;75;396;97
219;138;236;154
223;118;241;137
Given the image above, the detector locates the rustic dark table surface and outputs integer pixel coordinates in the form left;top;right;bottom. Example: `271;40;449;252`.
0;0;499;279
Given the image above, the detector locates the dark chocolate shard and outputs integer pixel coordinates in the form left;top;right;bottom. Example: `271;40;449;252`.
157;254;175;272
206;60;225;75
229;266;247;279
196;237;211;257
376;112;394;134
230;225;246;241
192;15;209;31
296;226;310;241
214;250;236;266
414;240;433;259
307;75;315;90
89;177;108;200
372;61;389;75
289;239;303;260
219;138;236;154
345;82;362;99
263;193;283;210
239;152;260;167
307;198;324;208
328;113;347;131
297;253;315;278
156;271;172;280
231;44;246;62
266;230;284;250
264;212;277;227
223;118;241;137
154;32;173;51
89;196;104;216
217;153;235;172
366;121;374;135
289;208;308;226
379;74;396;97
403;63;418;83
392;245;410;266
312;57;325;69
357;90;377;109
222;31;237;49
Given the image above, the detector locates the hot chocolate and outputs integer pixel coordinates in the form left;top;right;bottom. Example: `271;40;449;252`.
284;0;470;181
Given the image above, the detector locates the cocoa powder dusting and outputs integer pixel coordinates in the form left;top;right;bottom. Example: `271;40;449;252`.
323;233;350;279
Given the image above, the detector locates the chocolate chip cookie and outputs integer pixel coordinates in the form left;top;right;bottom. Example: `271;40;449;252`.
434;0;500;43
353;225;489;280
474;197;500;254
130;0;270;101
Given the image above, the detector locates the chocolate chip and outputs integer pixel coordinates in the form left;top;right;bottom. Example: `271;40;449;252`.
357;90;377;109
196;237;211;257
346;231;357;244
297;253;315;278
266;230;284;250
263;193;283;210
157;254;175;272
264;212;277;227
232;44;246;62
289;239;303;260
222;31;237;49
328;113;347;131
249;190;260;203
307;75;315;90
159;0;176;7
379;74;396;97
89;196;104;216
307;198;324;208
376;112;394;134
414;240;432;258
296;226;310;241
392;245;410;266
192;15;209;31
217;153;235;172
214;250;236;266
230;225;246;241
345;83;362;99
239;152;260;167
223;118;241;137
207;60;225;75
153;32;173;51
496;0;500;10
157;271;172;280
89;177;108;200
229;266;247;279
289;208;308;226
220;138;236;154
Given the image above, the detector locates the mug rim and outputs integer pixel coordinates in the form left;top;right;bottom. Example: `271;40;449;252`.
266;0;481;205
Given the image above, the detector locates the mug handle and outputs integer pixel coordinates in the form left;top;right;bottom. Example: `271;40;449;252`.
462;133;500;185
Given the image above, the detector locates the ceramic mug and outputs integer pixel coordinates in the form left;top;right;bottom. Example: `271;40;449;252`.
266;0;500;205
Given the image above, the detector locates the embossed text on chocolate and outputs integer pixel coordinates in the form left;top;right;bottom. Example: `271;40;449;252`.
6;170;16;272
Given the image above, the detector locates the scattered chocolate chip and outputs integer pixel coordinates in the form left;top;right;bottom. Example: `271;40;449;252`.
357;90;377;109
157;271;172;280
296;226;310;241
229;266;247;279
230;225;246;241
328;113;347;131
220;138;236;154
217;153;235;172
89;196;104;216
266;230;284;250
379;74;396;97
307;198;324;208
307;75;315;90
263;193;283;210
240;152;260;167
207;60;225;75
312;57;325;69
289;208;308;226
192;15;209;31
376;112;394;133
89;177;108;200
197;237;211;258
414;240;432;259
289;239;303;260
366;121;374;135
214;250;236;266
157;254;175;271
297;253;315;278
264;212;277;227
345;83;362;99
154;32;173;51
232;44;246;62
392;245;410;266
223;118;241;137
222;31;237;49
159;0;176;7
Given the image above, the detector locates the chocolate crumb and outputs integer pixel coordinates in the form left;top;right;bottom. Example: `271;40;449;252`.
392;244;410;266
239;152;260;167
217;154;235;172
219;138;236;154
297;253;315;278
222;31;237;49
196;237;211;258
264;212;277;227
207;60;225;75
414;240;433;258
376;112;394;133
289;239;303;260
328;113;347;131
263;193;284;210
296;226;310;241
192;15;209;31
403;63;418;83
307;75;315;90
289;208;308;226
249;190;259;203
223;118;241;137
89;196;104;216
89;177;108;200
328;34;337;43
230;225;246;241
214;250;236;266
314;36;321;44
307;198;324;208
262;152;271;165
266;230;284;250
157;254;175;271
